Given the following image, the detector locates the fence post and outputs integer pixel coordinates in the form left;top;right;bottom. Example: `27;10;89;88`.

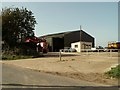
98;49;100;55
87;49;89;55
118;49;120;57
110;49;112;57
59;49;62;61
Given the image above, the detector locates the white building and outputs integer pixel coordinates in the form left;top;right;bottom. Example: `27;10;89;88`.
71;41;92;52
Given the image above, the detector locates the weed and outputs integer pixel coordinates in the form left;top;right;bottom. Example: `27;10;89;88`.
105;64;120;79
71;59;75;61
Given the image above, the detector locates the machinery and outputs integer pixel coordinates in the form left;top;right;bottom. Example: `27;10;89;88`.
108;42;120;49
25;36;48;53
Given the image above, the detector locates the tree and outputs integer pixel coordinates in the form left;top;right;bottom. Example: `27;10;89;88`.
2;7;37;48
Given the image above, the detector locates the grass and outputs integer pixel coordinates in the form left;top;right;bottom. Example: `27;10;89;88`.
2;54;33;60
71;59;75;61
105;64;120;79
61;59;68;61
59;59;76;62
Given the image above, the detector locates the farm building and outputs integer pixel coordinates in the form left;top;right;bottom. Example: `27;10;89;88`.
40;30;95;52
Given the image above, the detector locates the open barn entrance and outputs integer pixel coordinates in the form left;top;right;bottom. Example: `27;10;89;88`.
53;37;64;52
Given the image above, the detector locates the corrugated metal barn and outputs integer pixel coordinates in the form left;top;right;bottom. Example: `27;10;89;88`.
40;30;95;52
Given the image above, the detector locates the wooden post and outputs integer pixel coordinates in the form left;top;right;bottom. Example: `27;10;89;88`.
59;50;62;61
110;49;112;57
98;49;99;55
87;49;89;55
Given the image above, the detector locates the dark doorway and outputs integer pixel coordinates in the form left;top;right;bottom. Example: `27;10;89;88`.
53;37;64;52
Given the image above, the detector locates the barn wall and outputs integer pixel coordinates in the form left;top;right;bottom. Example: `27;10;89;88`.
41;30;95;52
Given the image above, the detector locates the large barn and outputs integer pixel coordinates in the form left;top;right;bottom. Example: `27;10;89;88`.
40;30;95;52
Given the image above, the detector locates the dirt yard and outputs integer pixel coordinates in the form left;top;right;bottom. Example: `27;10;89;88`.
2;52;119;86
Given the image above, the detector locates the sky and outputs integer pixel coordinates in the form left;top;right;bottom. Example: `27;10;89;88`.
2;1;118;47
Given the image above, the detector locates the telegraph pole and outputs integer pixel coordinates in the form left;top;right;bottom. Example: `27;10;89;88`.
80;25;82;52
80;25;82;42
80;25;82;30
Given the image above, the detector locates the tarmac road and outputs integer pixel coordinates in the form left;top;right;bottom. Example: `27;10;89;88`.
2;63;106;88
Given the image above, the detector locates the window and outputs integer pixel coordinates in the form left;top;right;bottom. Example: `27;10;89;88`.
75;45;78;48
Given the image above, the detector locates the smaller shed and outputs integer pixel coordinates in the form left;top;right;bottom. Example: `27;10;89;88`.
71;41;92;52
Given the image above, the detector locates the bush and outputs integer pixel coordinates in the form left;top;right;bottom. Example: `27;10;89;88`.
105;64;120;78
2;46;41;60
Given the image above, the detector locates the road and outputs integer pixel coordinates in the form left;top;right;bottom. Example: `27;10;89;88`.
2;63;106;88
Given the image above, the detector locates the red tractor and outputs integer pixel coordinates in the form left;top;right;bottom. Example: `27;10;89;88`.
25;36;48;53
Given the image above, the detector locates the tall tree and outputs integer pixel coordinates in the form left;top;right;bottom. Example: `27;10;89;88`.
2;7;37;48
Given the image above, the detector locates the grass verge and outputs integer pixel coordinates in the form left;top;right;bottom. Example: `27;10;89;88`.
105;64;120;79
2;54;33;60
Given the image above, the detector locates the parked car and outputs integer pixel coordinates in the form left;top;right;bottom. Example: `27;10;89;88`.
64;47;76;52
69;48;77;52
